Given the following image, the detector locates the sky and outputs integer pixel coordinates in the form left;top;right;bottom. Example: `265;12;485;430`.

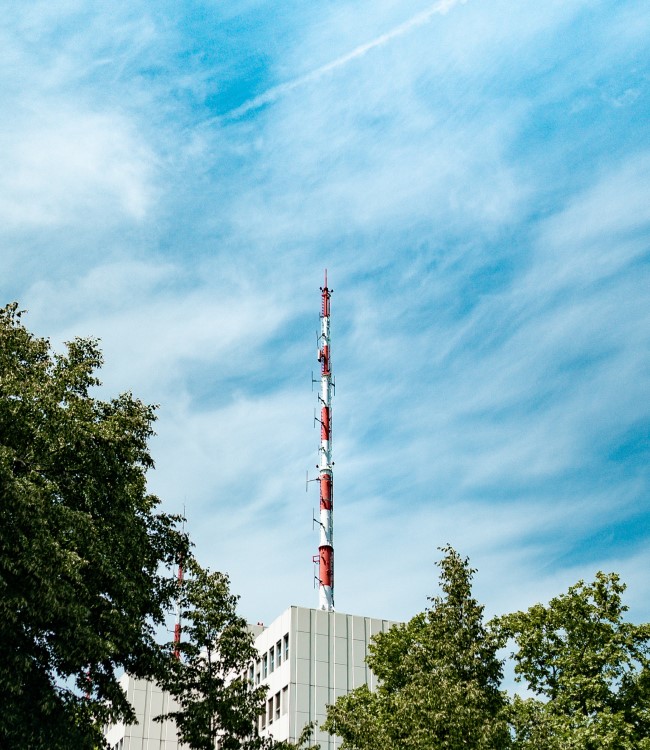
1;0;649;631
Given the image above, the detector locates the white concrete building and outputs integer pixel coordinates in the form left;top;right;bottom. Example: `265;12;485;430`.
105;605;396;749
104;673;189;750
252;605;395;748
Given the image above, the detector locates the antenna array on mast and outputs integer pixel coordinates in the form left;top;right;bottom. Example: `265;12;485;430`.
314;271;334;611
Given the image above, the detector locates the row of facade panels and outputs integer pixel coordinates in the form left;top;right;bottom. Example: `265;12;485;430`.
105;605;397;750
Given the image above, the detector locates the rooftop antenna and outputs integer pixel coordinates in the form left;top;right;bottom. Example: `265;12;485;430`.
173;504;185;659
313;271;334;611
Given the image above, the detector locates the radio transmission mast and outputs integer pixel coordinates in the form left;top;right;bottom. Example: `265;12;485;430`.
316;271;334;611
173;555;183;659
173;510;185;659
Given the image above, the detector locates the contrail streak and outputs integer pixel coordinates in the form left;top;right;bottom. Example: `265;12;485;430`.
218;0;465;122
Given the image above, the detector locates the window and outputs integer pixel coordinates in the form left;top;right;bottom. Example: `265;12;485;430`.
275;691;281;721
263;654;268;679
248;665;254;685
269;647;275;673
261;711;266;730
267;697;274;724
276;640;282;667
282;685;288;715
283;633;289;661
256;659;261;685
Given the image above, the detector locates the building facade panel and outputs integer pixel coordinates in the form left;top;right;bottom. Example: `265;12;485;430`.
105;606;397;750
256;606;396;750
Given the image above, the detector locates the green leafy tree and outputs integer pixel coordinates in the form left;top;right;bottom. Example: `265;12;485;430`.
496;572;650;749
272;722;320;750
324;546;511;750
0;303;187;748
158;558;270;750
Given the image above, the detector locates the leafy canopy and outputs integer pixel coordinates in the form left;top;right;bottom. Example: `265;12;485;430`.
324;551;650;750
158;558;270;750
495;572;650;749
324;546;511;750
0;303;187;749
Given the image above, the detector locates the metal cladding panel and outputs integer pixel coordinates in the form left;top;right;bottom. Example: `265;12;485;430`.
296;657;311;686
297;607;311;633
351;638;367;666
296;631;311;660
315;686;330;715
370;618;391;636
334;636;348;665
353;666;368;689
125;727;143;744
313;606;329;635
315;633;330;662
149;686;164;716
294;712;311;741
334;662;348;692
295;683;311;714
315;658;330;690
132;689;146;718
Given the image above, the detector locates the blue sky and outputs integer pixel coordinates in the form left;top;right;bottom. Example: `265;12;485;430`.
1;0;649;629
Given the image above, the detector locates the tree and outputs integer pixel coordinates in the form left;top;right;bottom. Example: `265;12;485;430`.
323;546;511;750
495;572;650;749
0;303;187;748
272;722;320;750
158;558;270;750
158;557;324;750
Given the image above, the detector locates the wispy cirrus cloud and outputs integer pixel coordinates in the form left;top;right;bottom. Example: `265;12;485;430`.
217;0;467;121
0;108;155;228
1;0;649;628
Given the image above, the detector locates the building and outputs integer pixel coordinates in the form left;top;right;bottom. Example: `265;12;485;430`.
252;605;395;747
104;673;188;750
105;605;396;749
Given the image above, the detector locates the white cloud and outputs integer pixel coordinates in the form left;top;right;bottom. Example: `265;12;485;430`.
536;152;650;289
1;0;649;633
23;259;304;404
0;108;156;228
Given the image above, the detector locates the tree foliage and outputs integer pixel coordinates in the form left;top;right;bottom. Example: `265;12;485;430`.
158;558;270;750
323;550;650;750
495;572;650;749
324;546;511;750
272;721;320;750
0;303;187;748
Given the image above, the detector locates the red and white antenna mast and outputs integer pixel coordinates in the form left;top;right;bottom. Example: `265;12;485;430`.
316;271;334;611
173;510;185;659
173;558;183;659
